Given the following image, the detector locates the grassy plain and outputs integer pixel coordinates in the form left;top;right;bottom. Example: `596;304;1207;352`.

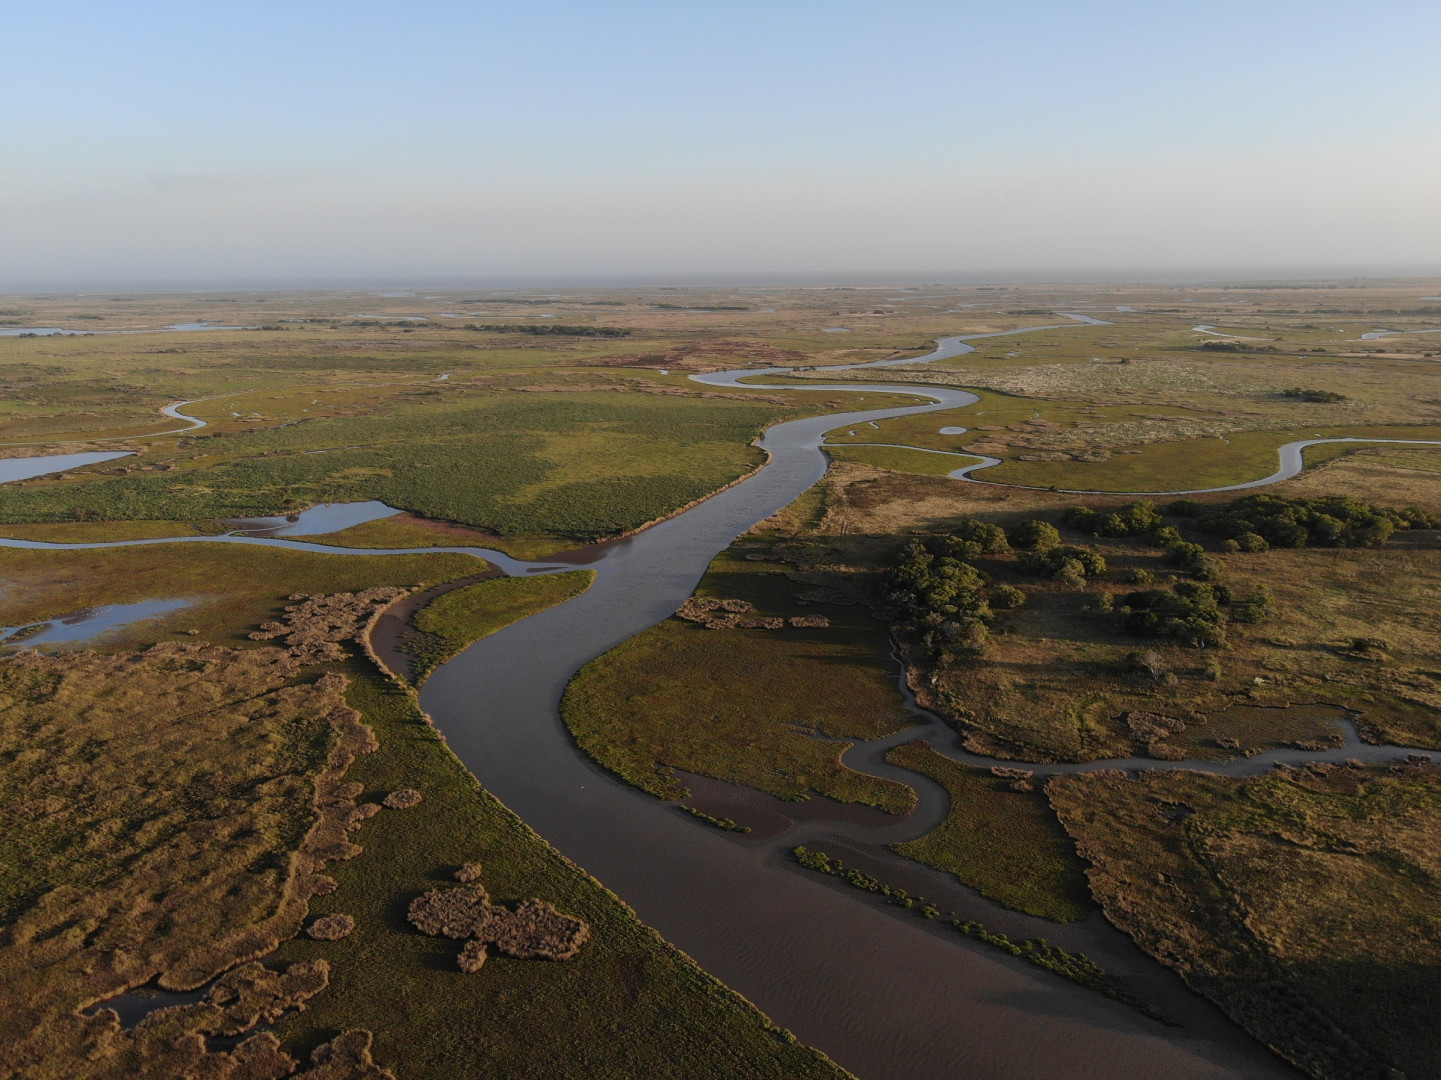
0;553;847;1078
1050;765;1441;1080
5;281;1441;1078
775;463;1441;761
922;522;1441;760
0;392;786;541
561;550;917;813
885;741;1092;922
405;570;595;682
823;391;1441;492
824;444;985;477
0;635;379;1077
0;543;482;648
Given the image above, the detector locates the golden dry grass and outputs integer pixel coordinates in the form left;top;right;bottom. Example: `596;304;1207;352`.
0;642;378;1078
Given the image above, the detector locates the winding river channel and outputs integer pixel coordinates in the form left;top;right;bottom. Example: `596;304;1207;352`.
5;321;1438;1077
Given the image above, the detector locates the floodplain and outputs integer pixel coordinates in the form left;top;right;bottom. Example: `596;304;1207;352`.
3;280;1441;1080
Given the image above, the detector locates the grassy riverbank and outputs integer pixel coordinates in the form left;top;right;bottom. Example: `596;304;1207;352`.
404;570;595;682
561;549;917;813
272;666;852;1079
885;741;1092;922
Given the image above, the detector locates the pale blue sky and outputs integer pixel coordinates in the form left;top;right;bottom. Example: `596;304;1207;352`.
3;1;1439;285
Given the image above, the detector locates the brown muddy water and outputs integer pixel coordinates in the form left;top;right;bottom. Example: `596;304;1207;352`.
417;339;1306;1079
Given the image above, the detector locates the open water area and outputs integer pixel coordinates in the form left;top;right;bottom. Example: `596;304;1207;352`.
10;318;1434;1076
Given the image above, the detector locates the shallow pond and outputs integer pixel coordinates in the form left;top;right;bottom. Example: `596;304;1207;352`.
224;501;402;536
0;599;192;647
0;451;133;483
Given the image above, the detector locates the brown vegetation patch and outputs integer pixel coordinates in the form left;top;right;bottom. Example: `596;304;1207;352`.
1049;764;1441;1079
381;788;423;809
307;914;356;941
250;589;408;663
66;954;393;1078
407;883;589;971
0;641;380;1077
407;884;494;940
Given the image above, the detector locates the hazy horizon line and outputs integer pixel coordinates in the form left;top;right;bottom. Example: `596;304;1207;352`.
5;264;1441;296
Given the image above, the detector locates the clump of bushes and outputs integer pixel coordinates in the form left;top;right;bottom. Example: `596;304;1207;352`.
1118;582;1227;647
1017;545;1107;587
1008;519;1061;550
1061;500;1162;538
1282;387;1346;402
1163;540;1224;581
886;529;1000;661
1172;494;1439;550
680;805;751;833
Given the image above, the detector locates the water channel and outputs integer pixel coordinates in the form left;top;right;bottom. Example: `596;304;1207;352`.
6;318;1433;1076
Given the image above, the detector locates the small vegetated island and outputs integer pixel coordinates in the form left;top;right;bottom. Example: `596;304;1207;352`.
3;282;1441;1080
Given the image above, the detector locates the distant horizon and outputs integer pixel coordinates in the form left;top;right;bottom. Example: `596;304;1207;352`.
6;265;1441;297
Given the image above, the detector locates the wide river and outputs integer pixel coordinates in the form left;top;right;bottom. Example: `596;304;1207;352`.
418;327;1309;1079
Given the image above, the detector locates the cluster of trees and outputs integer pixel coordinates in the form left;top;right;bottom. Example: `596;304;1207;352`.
885;521;1019;662
1281;387;1346;402
1169;494;1440;550
1110;581;1271;648
462;323;633;337
1061;500;1162;539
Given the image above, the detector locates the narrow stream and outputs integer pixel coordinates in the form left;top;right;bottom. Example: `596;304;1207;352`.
8;319;1426;1077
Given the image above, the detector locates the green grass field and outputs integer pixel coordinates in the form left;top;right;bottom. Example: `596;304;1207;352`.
561;551;917;813
825;444;985;477
0;392;793;541
981;424;1441;491
405;571;595;682
886;741;1092;922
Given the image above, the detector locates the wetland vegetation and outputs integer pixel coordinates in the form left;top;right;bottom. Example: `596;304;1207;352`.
5;281;1441;1079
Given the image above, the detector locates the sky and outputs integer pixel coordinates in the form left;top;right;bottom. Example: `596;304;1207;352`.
3;0;1440;288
